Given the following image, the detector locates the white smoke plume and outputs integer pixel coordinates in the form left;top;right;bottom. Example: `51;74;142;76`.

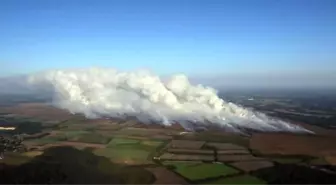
28;67;310;133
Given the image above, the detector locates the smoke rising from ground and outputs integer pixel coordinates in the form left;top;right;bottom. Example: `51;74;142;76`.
28;68;310;133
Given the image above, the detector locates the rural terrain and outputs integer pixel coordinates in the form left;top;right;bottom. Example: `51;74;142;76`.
1;90;336;184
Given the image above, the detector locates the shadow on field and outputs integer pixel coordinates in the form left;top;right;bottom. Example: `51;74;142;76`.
0;146;155;184
251;164;336;184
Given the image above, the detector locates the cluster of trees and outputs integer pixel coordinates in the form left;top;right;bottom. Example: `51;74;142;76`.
0;135;26;159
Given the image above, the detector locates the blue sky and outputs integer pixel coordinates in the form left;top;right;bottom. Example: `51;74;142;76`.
0;0;335;87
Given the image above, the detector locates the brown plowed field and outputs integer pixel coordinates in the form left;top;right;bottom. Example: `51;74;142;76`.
250;133;336;157
121;127;180;135
325;156;336;165
112;127;177;139
206;143;246;150
97;125;124;131
217;155;263;162
146;167;188;184
290;121;336;137
231;161;274;172
167;148;213;155
48;130;63;136
40;141;106;150
0;103;78;121
217;150;250;155
170;140;205;149
160;153;213;161
151;135;173;140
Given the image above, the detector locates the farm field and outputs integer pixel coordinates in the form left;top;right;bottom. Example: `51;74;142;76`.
170;140;205;149
146;167;188;184
0;152;33;165
1;102;336;184
205;175;266;184
230;161;274;172
93;137;164;164
206;142;247;150
167;148;214;155
217;155;263;162
162;161;239;181
94;148;151;164
250;133;336;157
160;153;214;161
271;157;303;164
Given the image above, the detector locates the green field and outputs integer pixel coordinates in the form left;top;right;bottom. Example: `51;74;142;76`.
308;157;329;165
141;140;163;147
63;130;90;139
94;148;150;163
107;138;140;147
107;137;163;149
25;136;162;163
1;153;33;165
26;131;84;145
27;137;62;145
46;130;111;144
94;137;162;163
205;175;266;184
27;131;111;145
74;133;111;144
0;116;44;135
162;161;239;181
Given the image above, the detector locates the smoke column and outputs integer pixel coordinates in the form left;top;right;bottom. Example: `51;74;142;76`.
28;68;310;133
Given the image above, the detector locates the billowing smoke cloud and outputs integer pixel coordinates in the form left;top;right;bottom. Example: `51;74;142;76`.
28;68;310;133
